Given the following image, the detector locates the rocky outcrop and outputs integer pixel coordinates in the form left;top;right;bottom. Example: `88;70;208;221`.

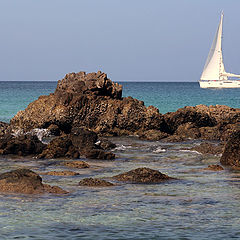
220;131;240;168
10;71;168;137
0;169;68;194
163;105;240;141
79;178;115;187
7;71;240;144
113;167;173;183
0;134;45;156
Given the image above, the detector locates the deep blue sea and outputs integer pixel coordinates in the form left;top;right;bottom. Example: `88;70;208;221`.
1;81;240;239
1;81;240;122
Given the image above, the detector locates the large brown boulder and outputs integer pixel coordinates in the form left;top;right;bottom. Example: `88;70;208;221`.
37;135;79;159
113;167;173;183
10;71;168;137
0;169;68;194
0;134;45;156
220;130;240;168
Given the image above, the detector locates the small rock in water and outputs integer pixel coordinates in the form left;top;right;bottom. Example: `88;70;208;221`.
0;168;68;194
64;160;90;169
203;165;224;171
113;167;173;183
79;177;115;187
41;171;79;176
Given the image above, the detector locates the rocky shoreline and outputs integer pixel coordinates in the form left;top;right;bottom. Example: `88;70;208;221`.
0;71;240;194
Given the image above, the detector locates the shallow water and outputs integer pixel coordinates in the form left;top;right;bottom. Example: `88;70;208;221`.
0;137;239;239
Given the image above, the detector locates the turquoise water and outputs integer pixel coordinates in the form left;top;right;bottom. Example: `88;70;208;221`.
1;81;240;239
1;81;240;122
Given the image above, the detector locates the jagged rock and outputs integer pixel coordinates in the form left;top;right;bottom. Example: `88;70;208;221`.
203;165;224;171
164;106;216;134
10;71;168;137
220;130;240;168
37;135;79;159
64;160;90;169
79;178;115;187
138;129;169;141
113;167;173;183
0;134;45;156
0;121;10;137
41;171;79;176
175;123;201;139
191;142;223;155
47;124;61;136
0;169;68;194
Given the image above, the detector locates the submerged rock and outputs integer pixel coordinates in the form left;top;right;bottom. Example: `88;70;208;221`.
203;165;224;171
0;169;68;194
113;167;173;183
41;171;79;176
79;178;115;187
220;131;240;168
64;160;90;169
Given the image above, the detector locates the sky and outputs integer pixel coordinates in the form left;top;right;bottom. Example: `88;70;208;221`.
1;0;240;81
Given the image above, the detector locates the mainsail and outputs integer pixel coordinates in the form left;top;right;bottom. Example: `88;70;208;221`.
200;12;240;80
200;12;226;80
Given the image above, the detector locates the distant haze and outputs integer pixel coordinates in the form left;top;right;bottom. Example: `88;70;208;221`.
1;0;240;81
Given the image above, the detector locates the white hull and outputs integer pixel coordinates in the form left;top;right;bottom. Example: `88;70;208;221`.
199;80;240;88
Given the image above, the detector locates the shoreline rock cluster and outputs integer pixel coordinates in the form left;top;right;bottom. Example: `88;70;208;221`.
0;70;240;195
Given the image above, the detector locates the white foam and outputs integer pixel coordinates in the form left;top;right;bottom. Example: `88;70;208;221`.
153;147;166;153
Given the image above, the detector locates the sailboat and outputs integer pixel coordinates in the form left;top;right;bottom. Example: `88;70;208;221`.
199;12;240;88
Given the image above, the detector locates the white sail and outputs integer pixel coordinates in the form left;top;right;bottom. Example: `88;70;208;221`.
200;12;226;80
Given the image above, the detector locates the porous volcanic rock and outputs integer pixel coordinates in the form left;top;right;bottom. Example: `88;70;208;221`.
138;129;169;141
37;135;79;159
0;121;10;137
0;134;45;156
0;168;68;194
64;160;90;169
10;71;168;137
113;167;173;183
220;130;240;167
79;178;115;187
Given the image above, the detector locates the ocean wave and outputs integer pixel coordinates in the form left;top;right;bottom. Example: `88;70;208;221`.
179;149;202;154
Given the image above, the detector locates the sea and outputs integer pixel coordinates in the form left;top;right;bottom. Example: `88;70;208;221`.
0;81;240;239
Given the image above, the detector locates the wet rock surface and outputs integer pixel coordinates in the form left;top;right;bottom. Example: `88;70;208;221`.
79;178;115;187
220;130;240;168
113;167;173;183
0;169;68;194
0;134;45;156
191;142;224;155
